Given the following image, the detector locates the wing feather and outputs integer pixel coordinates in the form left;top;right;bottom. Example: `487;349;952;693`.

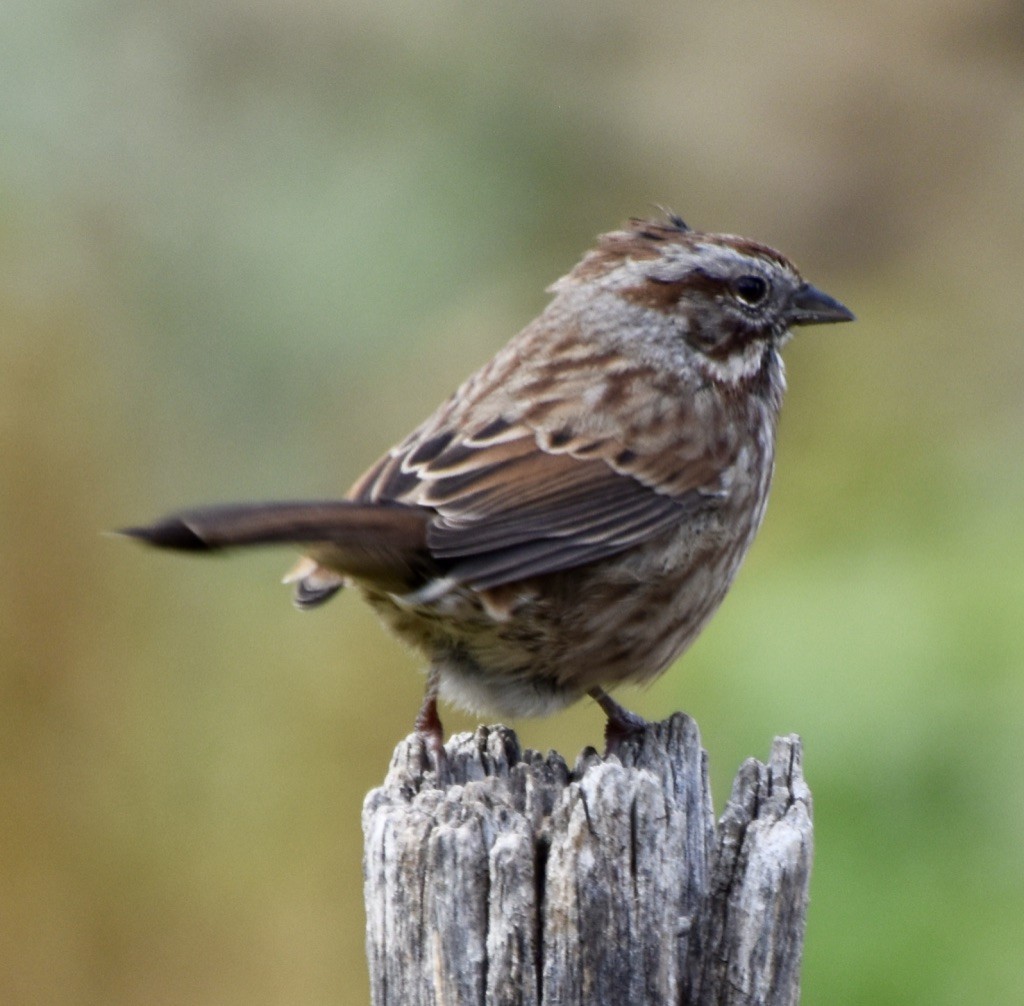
349;417;729;591
342;333;739;591
441;493;691;590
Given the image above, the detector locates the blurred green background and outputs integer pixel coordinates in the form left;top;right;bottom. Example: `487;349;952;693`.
2;2;1023;1003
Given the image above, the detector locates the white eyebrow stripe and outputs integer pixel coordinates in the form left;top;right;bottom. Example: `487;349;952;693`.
642;243;764;284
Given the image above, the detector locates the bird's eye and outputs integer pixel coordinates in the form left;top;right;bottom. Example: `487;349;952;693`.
734;275;769;306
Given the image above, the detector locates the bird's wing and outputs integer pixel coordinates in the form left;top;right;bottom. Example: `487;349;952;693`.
348;410;732;592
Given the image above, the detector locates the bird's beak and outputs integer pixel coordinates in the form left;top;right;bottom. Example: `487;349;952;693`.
786;282;855;326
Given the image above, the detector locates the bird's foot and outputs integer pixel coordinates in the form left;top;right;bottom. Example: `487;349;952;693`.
414;689;449;780
589;687;649;756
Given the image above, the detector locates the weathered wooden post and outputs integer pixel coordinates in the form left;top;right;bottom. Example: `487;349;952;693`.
363;713;812;1006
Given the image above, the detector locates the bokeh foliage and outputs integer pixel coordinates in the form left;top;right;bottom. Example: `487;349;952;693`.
2;2;1023;1003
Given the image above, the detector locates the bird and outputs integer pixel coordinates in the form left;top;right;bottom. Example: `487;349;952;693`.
121;214;853;753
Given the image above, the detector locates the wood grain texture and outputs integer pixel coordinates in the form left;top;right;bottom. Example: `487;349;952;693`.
363;715;812;1006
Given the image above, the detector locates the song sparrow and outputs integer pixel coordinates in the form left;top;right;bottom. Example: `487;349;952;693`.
123;214;852;746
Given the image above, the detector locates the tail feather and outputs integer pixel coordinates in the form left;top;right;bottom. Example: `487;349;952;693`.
283;556;346;609
293;577;345;609
119;500;431;591
120;500;428;551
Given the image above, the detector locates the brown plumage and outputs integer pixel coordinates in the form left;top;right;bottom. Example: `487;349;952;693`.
122;215;852;743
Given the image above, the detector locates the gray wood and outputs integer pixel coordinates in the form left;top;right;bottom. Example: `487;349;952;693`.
363;714;812;1006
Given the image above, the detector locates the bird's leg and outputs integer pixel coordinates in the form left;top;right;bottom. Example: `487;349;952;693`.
415;667;448;777
589;686;648;755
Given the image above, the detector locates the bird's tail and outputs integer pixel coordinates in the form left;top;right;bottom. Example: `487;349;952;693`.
118;500;430;599
119;500;425;552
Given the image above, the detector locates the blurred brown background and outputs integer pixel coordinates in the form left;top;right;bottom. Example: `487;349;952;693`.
2;1;1023;1003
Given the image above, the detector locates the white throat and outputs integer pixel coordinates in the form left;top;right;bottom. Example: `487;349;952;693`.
696;340;773;386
